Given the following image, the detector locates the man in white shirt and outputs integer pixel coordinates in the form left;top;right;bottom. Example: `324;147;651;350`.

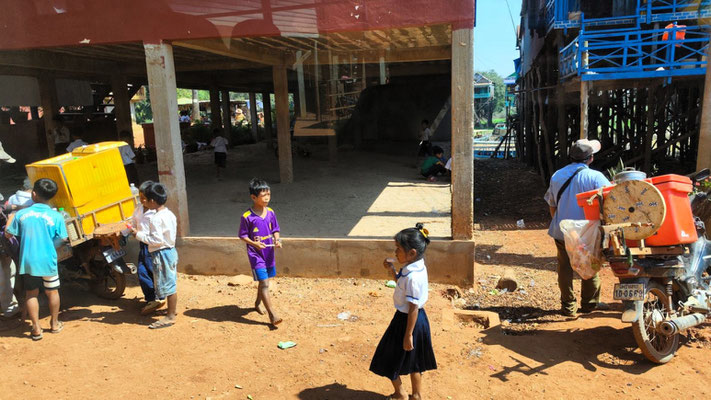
119;131;139;185
209;129;229;180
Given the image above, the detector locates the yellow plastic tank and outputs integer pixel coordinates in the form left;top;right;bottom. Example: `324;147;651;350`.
26;142;136;239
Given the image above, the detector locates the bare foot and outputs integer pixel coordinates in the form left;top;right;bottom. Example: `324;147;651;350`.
254;301;265;315
270;315;283;326
385;393;407;400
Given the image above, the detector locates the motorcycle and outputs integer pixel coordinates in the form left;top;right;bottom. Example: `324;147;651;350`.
593;169;711;363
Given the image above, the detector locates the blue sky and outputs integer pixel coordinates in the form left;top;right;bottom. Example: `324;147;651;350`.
474;0;521;78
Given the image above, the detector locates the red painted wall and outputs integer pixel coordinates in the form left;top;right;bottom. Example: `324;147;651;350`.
0;0;475;50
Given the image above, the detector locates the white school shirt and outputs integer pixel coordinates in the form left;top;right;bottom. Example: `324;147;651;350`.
119;145;136;165
136;207;177;253
131;204;154;234
393;258;429;313
210;136;228;153
418;127;432;142
66;139;88;152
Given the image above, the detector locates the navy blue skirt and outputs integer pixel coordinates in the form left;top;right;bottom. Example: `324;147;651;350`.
369;309;437;380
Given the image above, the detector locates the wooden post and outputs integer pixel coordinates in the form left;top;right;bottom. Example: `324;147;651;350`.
557;87;568;165
111;74;133;140
644;86;657;173
144;42;190;236
580;81;590;139
249;92;259;142
379;56;387;85
361;58;367;90
209;87;221;130
191;89;200;122
38;75;58;157
262;92;273;149
273;65;293;183
296;50;307;119
697;44;711;171
328;54;339;163
221;89;231;139
451;28;475;240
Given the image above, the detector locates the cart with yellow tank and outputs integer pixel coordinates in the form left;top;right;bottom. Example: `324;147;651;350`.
26;142;138;299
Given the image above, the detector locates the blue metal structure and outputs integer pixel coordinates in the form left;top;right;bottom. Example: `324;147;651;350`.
551;0;710;81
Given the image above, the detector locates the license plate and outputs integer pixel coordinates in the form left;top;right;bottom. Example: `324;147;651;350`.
102;248;126;263
613;283;645;301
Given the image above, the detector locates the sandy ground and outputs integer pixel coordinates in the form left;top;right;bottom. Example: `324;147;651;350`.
1;157;710;399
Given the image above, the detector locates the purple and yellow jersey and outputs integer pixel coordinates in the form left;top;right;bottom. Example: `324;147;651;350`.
239;208;280;269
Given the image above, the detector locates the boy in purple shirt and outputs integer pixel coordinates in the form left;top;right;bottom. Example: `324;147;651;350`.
239;178;282;326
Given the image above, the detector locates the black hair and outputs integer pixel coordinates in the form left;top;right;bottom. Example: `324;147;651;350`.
421;119;429;125
138;180;154;195
145;182;168;205
394;222;430;259
33;178;58;201
432;146;444;155
249;178;270;196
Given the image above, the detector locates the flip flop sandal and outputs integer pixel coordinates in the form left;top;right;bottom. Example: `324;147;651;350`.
31;331;43;341
51;322;64;333
148;320;175;329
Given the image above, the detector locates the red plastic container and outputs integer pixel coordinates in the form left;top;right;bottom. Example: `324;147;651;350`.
576;174;697;246
576;186;614;220
644;174;697;246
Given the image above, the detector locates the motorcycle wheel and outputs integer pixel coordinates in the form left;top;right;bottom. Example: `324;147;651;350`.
632;282;679;364
90;265;126;300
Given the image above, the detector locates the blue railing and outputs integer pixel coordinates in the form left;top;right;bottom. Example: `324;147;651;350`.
559;24;710;81
642;0;711;23
546;0;710;31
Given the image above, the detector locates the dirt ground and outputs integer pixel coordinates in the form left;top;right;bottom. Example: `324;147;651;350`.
1;158;710;399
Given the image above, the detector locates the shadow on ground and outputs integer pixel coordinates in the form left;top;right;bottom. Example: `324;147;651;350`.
298;383;383;399
475;244;557;271
184;305;274;329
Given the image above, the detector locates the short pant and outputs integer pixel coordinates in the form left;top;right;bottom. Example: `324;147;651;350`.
151;247;178;299
23;274;60;291
214;152;226;168
252;266;276;282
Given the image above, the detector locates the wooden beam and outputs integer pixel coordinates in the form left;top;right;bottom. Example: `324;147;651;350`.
144;42;190;236
174;39;286;66
249;92;259;142
698;44;711;171
451;28;474;240
262;92;273;150
0;50;121;75
38;74;57;157
273;65;293;183
294;45;451;66
111;74;133;140
221;89;231;139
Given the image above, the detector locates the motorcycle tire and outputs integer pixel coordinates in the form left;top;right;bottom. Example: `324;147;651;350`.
631;281;680;364
89;266;126;300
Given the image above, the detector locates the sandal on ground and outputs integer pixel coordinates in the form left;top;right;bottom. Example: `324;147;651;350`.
148;319;175;329
141;300;166;316
50;321;64;334
31;330;43;341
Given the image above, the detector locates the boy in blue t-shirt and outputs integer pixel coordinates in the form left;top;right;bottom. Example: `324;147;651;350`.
5;178;68;341
238;178;282;327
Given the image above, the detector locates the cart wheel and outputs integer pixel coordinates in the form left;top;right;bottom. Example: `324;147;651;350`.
90;265;126;300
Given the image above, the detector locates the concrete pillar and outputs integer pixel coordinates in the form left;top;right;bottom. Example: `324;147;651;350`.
221;89;231;139
451;28;475;240
111;74;133;141
191;89;200;122
273;65;293;183
38;75;58;157
249;92;259;142
209;87;221;130
379;56;387;85
144;42;190;236
262;92;274;150
697;45;711;171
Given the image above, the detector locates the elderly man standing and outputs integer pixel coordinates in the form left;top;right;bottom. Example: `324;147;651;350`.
544;139;611;318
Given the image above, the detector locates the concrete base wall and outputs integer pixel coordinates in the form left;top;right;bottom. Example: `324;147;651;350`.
149;237;475;285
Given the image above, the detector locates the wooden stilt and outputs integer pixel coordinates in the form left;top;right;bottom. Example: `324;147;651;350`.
697;44;711;171
273;65;293;183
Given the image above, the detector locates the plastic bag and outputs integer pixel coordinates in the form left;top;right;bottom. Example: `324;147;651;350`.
559;219;604;280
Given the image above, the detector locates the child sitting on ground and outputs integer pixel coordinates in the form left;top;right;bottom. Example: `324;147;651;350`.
238;178;283;327
5;178;68;340
131;182;178;329
130;181;166;315
420;146;448;182
370;223;437;400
